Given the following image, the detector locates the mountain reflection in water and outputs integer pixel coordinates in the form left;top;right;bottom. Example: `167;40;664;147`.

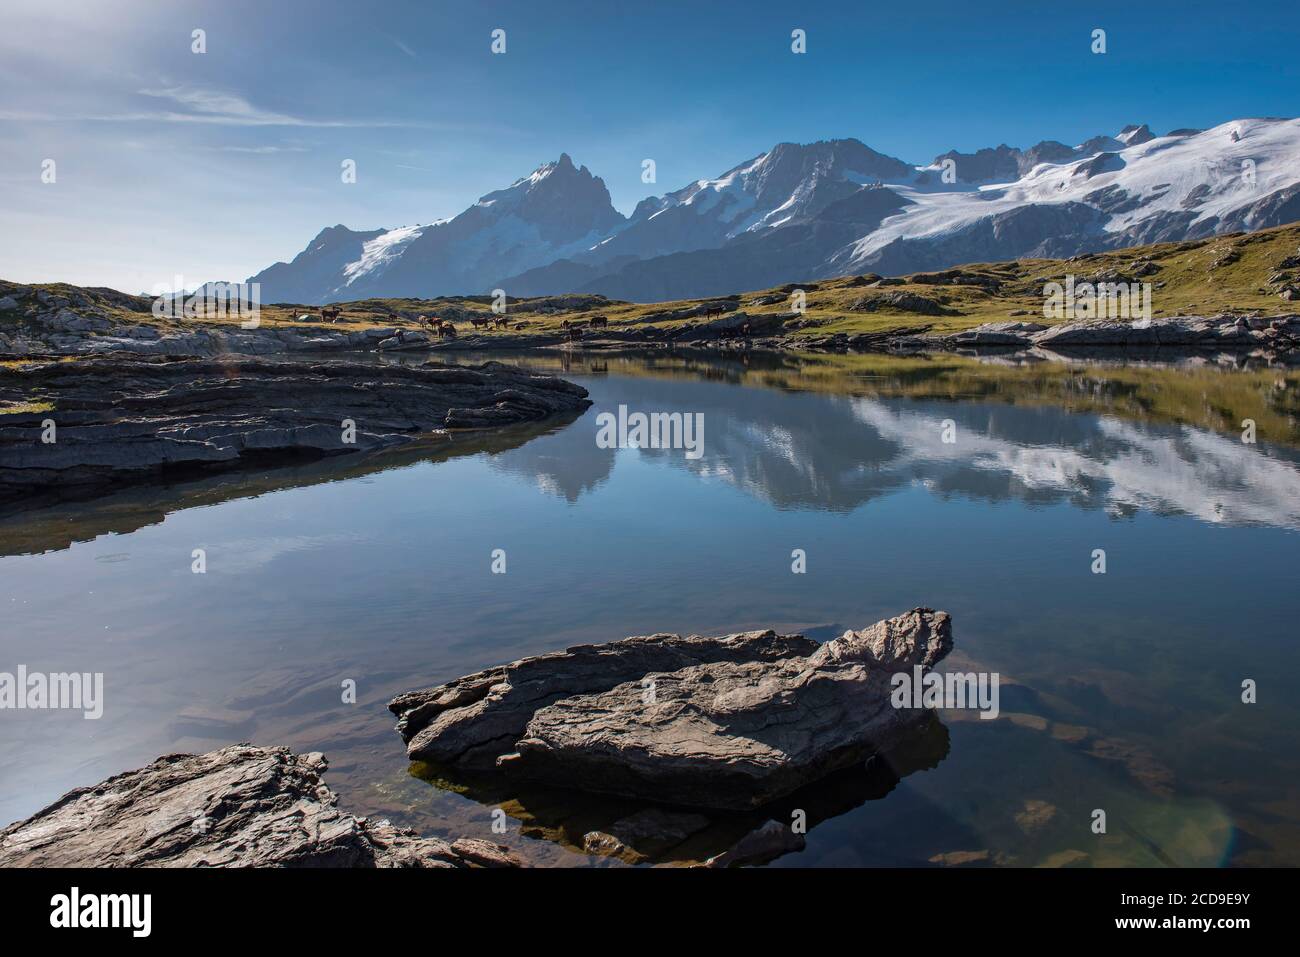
485;351;1300;528
0;350;1293;867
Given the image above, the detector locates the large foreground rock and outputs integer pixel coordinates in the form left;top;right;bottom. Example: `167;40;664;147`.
0;745;520;867
0;356;590;495
391;608;952;809
391;630;820;768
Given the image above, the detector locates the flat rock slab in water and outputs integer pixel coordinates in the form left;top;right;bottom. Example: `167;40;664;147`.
0;744;520;867
390;608;952;809
0;356;590;494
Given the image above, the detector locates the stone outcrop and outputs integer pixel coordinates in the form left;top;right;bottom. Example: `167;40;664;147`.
0;282;391;358
890;314;1300;358
638;300;740;324
0;357;590;496
391;629;819;768
0;745;520;868
391;608;952;809
849;291;959;316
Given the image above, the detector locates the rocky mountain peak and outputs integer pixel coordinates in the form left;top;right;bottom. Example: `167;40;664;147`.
474;154;625;241
1118;123;1155;146
246;116;1300;305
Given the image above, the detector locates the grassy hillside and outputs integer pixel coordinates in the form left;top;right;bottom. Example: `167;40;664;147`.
3;222;1299;345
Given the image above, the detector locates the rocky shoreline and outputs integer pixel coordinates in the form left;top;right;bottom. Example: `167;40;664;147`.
0;745;519;867
556;313;1300;363
2;273;1300;366
888;313;1300;359
2;610;952;867
0;356;590;499
417;312;1300;367
5;281;1297;364
0;281;445;359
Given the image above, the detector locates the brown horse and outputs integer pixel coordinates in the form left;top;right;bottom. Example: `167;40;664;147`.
493;317;510;329
701;303;726;319
469;316;491;330
589;315;609;328
438;321;457;338
566;327;583;342
320;306;342;323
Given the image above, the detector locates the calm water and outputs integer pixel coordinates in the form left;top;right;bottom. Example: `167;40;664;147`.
2;350;1298;867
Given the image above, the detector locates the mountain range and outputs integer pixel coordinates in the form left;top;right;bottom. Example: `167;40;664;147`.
247;117;1300;304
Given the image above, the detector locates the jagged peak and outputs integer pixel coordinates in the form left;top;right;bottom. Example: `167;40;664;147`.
1117;123;1155;146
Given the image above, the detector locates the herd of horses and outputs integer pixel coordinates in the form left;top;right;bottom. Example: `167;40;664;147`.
409;314;516;338
311;306;617;341
398;313;615;341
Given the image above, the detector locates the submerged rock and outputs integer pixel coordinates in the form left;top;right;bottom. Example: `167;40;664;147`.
0;745;520;868
0;356;590;496
411;718;950;865
703;819;805;868
582;808;712;864
391;608;953;810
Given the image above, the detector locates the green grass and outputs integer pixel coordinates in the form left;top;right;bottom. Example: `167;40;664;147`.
3;222;1299;344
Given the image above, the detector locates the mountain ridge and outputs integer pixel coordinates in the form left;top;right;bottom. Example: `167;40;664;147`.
246;117;1300;304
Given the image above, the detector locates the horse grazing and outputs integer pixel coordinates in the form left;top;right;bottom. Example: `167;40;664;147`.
493;317;510;329
438;321;458;338
588;315;609;328
469;316;491;330
566;327;584;342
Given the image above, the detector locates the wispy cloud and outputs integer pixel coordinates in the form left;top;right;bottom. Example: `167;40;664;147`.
139;86;287;120
213;145;310;154
383;33;417;59
0;85;427;128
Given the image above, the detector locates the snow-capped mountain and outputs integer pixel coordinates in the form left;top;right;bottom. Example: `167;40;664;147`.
249;153;624;303
837;117;1300;277
248;118;1300;304
591;139;914;261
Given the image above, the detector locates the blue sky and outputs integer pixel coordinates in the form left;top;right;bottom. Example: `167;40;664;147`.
3;0;1298;291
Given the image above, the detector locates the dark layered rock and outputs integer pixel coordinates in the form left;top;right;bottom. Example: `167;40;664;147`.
391;629;820;768
0;357;590;495
0;745;520;868
390;608;952;810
